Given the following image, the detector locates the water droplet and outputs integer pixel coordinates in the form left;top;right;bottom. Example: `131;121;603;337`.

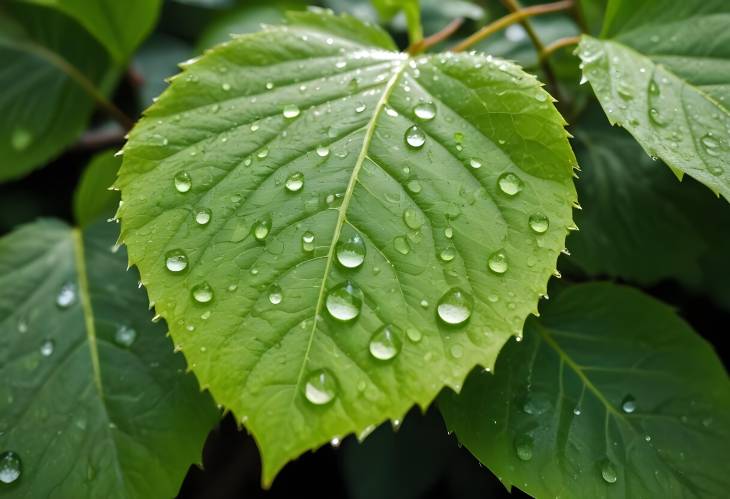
283;104;300;118
316;145;330;157
40;339;54;357
439;247;456;262
514;434;533;461
285;172;304;192
405;125;426;149
174;172;192;193
498;173;523;196
304;369;337;405
222;83;231;91
257;147;269;159
621;395;636;413
301;231;315;252
355;103;366;113
701;134;720;157
0;451;21;484
268;284;283;305
336;232;366;269
488;251;508;274
56;282;77;308
115;325;137;347
529;213;549;234
600;459;618;484
406;328;422;342
369;324;402;360
407;179;422;193
469;158;482;169
444;227;453;239
252;219;271;241
192;282;214;304
437;288;473;325
414;102;436;121
195;208;211;225
394;236;410;255
326;281;363;321
403;208;423;229
450;344;463;358
165;249;188;273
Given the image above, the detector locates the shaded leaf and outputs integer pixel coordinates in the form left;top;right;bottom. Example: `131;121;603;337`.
440;283;730;498
134;33;192;107
116;10;576;484
73;150;121;227
0;219;219;497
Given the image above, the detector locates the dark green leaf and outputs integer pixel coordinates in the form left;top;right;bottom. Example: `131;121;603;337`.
73;150;122;227
134;34;192;107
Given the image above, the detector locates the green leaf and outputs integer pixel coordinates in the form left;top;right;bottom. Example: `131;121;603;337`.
0;219;219;496
20;0;162;60
371;0;422;44
73;150;122;227
116;10;576;484
0;2;116;182
440;282;730;498
577;0;730;200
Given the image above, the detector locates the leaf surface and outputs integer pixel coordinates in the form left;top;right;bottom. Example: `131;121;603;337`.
577;0;730;200
440;283;730;498
116;10;576;483
0;220;218;497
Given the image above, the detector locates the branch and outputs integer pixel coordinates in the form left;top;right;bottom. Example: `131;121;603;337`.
408;18;464;55
539;35;581;61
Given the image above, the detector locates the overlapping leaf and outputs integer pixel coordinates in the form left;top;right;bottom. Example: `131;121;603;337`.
577;0;730;200
0;220;218;497
440;283;730;498
116;10;576;483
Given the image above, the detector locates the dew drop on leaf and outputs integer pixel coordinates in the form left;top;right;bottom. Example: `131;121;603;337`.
191;282;214;304
514;434;534;461
700;134;720;157
528;213;549;234
444;227;453;239
405;125;426;149
488;250;508;274
393;236;411;255
450;344;463;358
114;325;137;347
39;339;54;357
406;328;422;343
285;172;304;192
304;369;337;405
301;231;315;252
621;395;636;413
498;173;523;196
282;104;300;119
251;219;271;241
413;102;436;121
268;284;283;305
355;103;366;113
195;208;211;226
369;324;402;361
601;459;618;484
165;249;188;273
437;288;473;325
0;451;21;484
174;172;192;193
325;281;363;321
406;179;422;193
316;145;330;157
469;158;482;169
336;232;366;269
439;246;456;262
11;128;32;151
56;282;77;308
403;207;423;229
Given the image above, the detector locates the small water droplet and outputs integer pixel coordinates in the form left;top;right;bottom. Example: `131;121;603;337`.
621;395;636;413
191;282;214;304
195;208;211;225
437;288;473;325
529;213;549;234
268;284;283;305
283;104;300;118
285;172;304;192
405;125;426;149
488;250;508;274
469;158;482;169
406;328;422;342
40;339;54;357
301;231;315;252
252;219;271;241
0;451;22;484
56;282;77;308
304;369;337;405
336;232;366;269
174;172;192;193
600;459;618;484
407;179;422;193
165;249;188;273
394;236;410;255
444;227;453;239
450;344;463;358
498;173;523;196
114;325;137;347
257;147;269;159
222;82;231;91
325;281;363;321
514;434;533;461
355;103;366;113
369;324;402;360
403;207;423;229
701;133;721;157
439;246;456;262
316;145;330;157
414;102;436;121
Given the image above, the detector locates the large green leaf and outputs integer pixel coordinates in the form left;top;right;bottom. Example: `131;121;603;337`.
440;283;730;498
577;0;730;200
0;220;218;497
0;2;115;182
116;10;577;483
21;0;162;61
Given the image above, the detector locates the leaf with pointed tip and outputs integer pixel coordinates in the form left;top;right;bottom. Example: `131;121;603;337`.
577;0;730;200
116;10;576;484
0;220;218;497
440;283;730;498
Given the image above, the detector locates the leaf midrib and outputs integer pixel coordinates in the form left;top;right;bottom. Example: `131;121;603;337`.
291;56;409;399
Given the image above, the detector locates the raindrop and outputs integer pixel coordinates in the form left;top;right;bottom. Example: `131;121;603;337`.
498;173;523;196
304;369;337;405
405;125;426;149
285;172;304;192
257;147;269;159
701;134;720;157
450;345;463;358
56;282;77;308
621;395;636;414
529;213;549;234
325;281;363;321
369;324;402;360
439;247;456;262
252;219;271;241
282;104;300;118
355;103;366;113
394;236;410;255
336;232;366;269
195;208;212;225
174;172;192;193
469;158;482;169
488;250;508;274
0;451;21;484
191;282;214;304
165;249;188;273
407;179;422;193
316;145;330;157
414;102;436;121
115;325;137;347
268;284;283;305
514;434;534;461
403;207;423;229
444;227;453;239
40;339;54;357
301;231;315;252
437;288;473;325
600;459;618;484
406;328;422;342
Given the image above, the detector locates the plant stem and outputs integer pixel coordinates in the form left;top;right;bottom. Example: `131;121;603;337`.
451;0;574;52
540;35;581;61
403;2;424;48
408;17;464;55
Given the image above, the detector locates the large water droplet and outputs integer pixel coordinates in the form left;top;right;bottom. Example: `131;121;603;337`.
195;208;211;226
56;282;77;308
437;288;473;325
252;219;271;241
403;207;423;229
316;145;330;157
405;125;426;149
469;158;482;169
192;282;214;304
701;134;720;157
498;173;523;196
40;339;54;357
529;213;549;234
282;104;300;119
414;102;436;121
115;325;137;347
301;231;315;252
369;324;402;360
325;281;363;321
304;369;337;405
336;233;366;269
600;459;618;484
174;172;192;193
394;236;410;255
514;434;534;461
621;395;636;413
268;284;283;305
165;249;188;273
0;451;22;484
488;250;508;274
439;247;456;262
285;172;304;192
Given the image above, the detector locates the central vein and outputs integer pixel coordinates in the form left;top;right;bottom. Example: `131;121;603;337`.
292;57;409;394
